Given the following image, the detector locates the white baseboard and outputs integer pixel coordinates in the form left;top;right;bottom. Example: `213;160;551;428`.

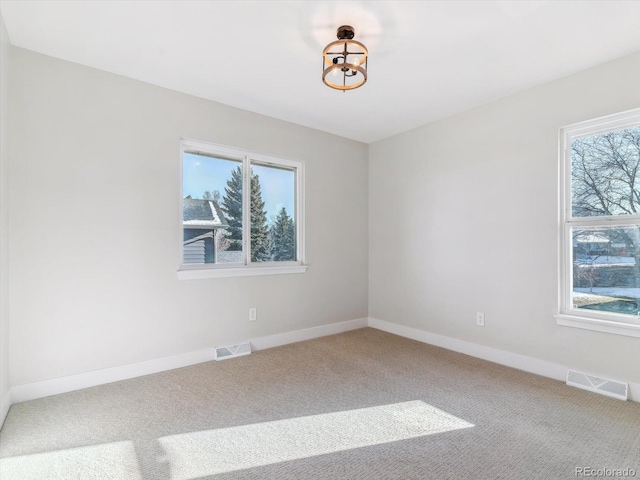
250;317;368;351
630;383;640;402
1;391;10;429
9;317;368;405
6;316;639;407
368;317;640;403
10;347;218;404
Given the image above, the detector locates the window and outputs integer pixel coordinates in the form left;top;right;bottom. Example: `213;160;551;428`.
557;108;640;337
179;139;305;279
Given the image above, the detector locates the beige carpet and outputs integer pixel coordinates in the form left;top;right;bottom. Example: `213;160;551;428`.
1;328;639;479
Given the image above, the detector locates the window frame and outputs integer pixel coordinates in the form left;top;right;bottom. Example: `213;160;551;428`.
556;108;640;338
178;138;306;280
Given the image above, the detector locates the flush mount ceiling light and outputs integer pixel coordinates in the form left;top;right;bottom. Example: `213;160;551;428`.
322;25;368;91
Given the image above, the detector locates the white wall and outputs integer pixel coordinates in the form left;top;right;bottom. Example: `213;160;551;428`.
0;14;11;424
8;48;369;386
369;51;640;387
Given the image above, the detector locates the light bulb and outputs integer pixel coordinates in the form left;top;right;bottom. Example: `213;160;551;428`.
352;58;360;67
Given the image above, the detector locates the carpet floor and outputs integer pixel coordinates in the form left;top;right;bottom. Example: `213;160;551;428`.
1;328;639;479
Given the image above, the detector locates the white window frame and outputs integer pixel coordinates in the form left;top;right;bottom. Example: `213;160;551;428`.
178;138;306;279
556;108;640;338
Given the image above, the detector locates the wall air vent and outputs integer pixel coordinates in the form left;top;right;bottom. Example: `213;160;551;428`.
566;369;628;401
214;342;252;361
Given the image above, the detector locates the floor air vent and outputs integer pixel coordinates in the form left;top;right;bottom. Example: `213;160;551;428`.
566;369;628;401
214;342;251;361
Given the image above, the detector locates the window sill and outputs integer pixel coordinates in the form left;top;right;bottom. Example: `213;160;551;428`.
178;264;307;280
555;313;640;338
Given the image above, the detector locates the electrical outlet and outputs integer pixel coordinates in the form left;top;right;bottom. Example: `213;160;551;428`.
249;308;257;322
476;312;485;327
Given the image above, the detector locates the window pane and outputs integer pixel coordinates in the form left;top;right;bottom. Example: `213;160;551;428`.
183;152;242;265
250;162;296;263
571;126;640;217
572;226;640;316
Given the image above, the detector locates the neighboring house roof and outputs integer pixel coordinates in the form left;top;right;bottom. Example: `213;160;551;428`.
183;198;229;229
576;234;610;244
184;231;214;245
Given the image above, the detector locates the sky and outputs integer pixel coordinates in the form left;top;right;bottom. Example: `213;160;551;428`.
183;152;295;223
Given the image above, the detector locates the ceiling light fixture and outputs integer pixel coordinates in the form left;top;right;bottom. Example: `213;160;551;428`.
322;25;368;91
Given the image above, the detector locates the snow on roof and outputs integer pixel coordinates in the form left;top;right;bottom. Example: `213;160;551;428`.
576;234;610;244
183;198;229;228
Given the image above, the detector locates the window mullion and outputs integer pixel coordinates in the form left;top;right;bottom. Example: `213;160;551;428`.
567;216;640;227
242;155;251;266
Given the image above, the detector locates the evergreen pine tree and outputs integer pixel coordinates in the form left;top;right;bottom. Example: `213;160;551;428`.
250;171;272;262
271;207;296;261
221;166;243;251
221;166;273;261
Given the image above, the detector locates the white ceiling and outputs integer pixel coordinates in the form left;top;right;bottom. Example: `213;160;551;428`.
2;1;640;144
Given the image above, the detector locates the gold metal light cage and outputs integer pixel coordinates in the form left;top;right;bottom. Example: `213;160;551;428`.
322;25;368;91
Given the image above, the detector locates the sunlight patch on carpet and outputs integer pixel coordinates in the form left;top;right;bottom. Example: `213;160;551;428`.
0;441;142;480
159;400;474;479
